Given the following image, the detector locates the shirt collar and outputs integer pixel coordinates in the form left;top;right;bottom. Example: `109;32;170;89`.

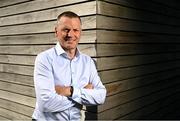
55;42;80;58
55;42;66;56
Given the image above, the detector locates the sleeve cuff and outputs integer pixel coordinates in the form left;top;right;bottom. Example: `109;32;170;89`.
71;87;82;104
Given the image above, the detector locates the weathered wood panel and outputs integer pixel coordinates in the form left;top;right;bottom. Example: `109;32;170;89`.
148;0;180;12
105;68;180;96
97;1;180;26
0;55;35;66
0;72;33;86
1;52;179;69
103;0;180;18
0;64;34;76
97;52;180;70
97;30;180;44
0;16;96;35
125;93;180;119
1;0;180;120
96;0;180;120
0;98;34;118
148;98;180;119
0;1;96;26
0;115;11;121
0;30;96;45
100;60;180;83
0;90;35;107
0;81;35;97
97;16;180;34
101;74;180;114
98;80;180;119
0;0;30;8
0;107;31;119
0;0;97;120
97;44;180;57
117;91;180;119
0;44;96;56
0;0;90;17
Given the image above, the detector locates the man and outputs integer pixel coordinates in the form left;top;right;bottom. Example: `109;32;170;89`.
32;11;106;121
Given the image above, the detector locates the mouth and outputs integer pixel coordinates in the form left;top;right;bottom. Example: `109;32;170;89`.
65;37;74;41
65;39;74;43
65;39;76;45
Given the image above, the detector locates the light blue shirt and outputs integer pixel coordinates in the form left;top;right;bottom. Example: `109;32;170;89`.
32;42;106;121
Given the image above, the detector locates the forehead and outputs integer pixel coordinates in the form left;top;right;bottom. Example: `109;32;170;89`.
57;16;81;28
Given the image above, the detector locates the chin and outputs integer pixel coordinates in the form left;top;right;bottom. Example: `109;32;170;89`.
66;46;76;50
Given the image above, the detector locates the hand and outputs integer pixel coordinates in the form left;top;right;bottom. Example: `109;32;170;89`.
55;85;71;97
84;83;94;89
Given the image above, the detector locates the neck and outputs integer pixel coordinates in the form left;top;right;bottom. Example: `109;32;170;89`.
65;48;76;60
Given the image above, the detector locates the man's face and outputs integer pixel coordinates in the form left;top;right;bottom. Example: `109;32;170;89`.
55;16;81;51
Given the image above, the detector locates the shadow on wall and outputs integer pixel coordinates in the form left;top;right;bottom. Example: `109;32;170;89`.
85;106;97;120
100;0;180;119
122;0;180;119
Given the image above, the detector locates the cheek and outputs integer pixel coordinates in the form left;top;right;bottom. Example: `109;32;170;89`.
76;33;81;38
56;32;65;38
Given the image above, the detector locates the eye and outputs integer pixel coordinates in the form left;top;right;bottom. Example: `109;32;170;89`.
62;28;70;32
73;29;80;32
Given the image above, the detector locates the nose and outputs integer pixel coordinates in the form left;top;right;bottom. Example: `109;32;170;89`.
67;30;74;37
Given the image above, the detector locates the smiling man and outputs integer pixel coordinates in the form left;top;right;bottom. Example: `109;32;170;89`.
32;11;106;121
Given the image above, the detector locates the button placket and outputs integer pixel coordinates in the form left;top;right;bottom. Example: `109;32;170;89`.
70;60;75;86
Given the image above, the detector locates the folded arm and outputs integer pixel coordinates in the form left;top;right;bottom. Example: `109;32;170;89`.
34;53;72;112
55;83;94;97
55;59;106;106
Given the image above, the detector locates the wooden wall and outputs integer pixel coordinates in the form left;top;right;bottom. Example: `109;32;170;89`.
0;0;97;120
96;0;180;120
1;0;180;120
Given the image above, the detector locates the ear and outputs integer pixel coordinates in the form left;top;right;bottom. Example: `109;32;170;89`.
55;27;58;37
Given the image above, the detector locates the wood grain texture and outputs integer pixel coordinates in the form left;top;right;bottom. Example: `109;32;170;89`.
102;70;180;112
97;52;180;70
0;30;96;45
0;90;35;107
0;1;96;26
0;44;96;56
96;0;180;120
0;16;96;35
103;0;180;18
97;15;180;34
100;60;180;83
97;30;180;44
0;72;33;86
0;81;35;97
96;44;180;57
121;93;180;119
0;0;30;8
97;1;180;26
105;68;180;96
1;0;180;120
0;98;34;118
0;107;31;120
0;1;97;119
98;80;180;119
0;0;90;17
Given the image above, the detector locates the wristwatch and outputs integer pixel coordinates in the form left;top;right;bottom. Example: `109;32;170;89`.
70;86;74;97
